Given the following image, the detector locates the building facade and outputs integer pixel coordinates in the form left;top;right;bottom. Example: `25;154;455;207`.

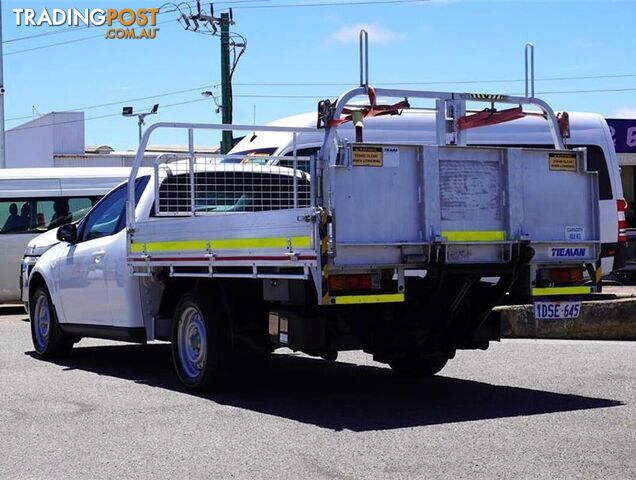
5;112;217;168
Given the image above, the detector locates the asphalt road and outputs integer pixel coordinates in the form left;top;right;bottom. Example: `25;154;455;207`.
1;307;634;479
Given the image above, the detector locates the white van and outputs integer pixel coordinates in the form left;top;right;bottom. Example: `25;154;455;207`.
0;168;133;303
229;110;627;277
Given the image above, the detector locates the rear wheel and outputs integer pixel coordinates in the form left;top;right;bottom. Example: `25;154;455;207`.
171;289;232;390
30;286;73;358
388;353;448;377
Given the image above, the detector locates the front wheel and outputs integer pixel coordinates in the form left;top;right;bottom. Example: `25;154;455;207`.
30;286;73;358
171;289;232;391
388;354;448;377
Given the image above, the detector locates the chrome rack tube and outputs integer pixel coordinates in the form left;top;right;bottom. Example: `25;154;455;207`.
126;121;317;230
525;43;535;98
318;87;565;164
359;29;369;87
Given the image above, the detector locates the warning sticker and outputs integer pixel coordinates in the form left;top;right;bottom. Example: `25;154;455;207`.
549;153;577;172
352;145;383;167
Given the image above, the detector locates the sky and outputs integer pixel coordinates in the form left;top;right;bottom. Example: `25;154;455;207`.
2;0;636;150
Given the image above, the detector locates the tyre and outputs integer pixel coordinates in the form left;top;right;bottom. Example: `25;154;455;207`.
171;289;232;390
388;353;448;377
30;285;73;358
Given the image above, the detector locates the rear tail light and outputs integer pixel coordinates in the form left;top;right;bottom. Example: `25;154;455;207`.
547;267;583;284
617;198;627;243
328;274;379;292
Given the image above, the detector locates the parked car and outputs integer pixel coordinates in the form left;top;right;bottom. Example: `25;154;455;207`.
0;167;133;304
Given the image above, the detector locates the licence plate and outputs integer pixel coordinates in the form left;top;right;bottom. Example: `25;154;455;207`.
534;301;581;319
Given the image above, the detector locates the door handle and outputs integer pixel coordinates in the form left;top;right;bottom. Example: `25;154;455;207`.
92;251;105;263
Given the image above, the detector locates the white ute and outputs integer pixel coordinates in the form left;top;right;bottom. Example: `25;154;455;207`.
28;85;608;390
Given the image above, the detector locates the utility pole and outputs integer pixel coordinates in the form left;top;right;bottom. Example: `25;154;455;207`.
0;0;6;169
182;4;243;154
219;12;232;154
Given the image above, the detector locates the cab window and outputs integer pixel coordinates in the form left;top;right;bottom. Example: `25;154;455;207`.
278;147;319;173
79;177;149;241
222;148;277;164
583;145;612;201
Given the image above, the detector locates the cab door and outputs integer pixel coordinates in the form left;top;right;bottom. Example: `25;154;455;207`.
56;183;130;326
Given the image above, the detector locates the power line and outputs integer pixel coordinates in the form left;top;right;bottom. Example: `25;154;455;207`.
227;0;429;8
8;76;636;124
7;98;210;133
3;0;425;50
535;87;636;95
3;1;253;55
6;85;635;134
226;0;431;9
2;1;271;44
6;85;213;123
233;73;636;87
4;18;178;56
3;25;80;44
3;1;193;44
232;87;636;98
5;32;114;56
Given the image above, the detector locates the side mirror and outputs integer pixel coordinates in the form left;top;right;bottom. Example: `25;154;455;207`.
56;223;78;244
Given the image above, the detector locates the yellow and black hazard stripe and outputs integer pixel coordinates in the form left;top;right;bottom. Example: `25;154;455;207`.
470;93;505;101
319;209;330;305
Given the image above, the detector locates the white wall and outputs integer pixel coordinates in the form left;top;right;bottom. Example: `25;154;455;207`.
4;112;218;169
5;112;84;168
55;153;160;167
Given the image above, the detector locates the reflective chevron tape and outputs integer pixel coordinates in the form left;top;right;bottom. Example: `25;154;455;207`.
531;286;591;296
441;230;506;242
130;235;312;253
332;293;405;305
470;93;505;100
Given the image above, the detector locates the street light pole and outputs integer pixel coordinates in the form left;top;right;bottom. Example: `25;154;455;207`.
137;116;145;143
122;105;159;146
